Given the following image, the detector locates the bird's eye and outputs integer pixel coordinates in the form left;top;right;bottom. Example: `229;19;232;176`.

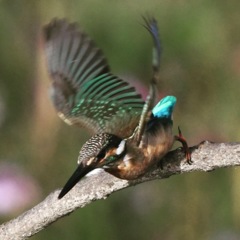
97;150;106;160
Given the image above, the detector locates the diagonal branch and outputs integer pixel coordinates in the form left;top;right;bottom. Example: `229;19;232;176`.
0;141;240;240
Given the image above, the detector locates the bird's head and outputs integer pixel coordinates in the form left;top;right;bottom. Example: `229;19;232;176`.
58;133;126;199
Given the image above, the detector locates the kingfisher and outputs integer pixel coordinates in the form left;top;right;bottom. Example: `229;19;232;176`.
43;17;191;199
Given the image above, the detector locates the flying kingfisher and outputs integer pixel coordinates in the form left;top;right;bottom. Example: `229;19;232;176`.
43;17;191;199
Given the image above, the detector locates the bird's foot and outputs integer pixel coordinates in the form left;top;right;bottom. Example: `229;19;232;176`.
175;126;192;164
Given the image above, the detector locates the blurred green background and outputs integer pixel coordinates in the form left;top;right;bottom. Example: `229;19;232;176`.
0;0;240;239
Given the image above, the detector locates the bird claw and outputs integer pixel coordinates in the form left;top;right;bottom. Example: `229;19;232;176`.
185;151;192;165
175;126;192;164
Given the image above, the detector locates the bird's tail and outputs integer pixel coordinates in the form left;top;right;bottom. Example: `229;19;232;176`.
135;17;161;146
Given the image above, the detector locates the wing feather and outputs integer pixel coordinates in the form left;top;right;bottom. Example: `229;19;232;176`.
43;18;144;137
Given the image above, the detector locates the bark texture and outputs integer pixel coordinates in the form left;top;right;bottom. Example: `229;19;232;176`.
0;141;240;240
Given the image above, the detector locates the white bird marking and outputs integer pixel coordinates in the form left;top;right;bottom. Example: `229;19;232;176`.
116;140;126;155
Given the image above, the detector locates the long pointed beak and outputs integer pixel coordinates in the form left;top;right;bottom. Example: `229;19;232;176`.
58;164;93;199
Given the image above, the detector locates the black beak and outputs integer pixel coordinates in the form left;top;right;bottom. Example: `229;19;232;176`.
58;164;94;199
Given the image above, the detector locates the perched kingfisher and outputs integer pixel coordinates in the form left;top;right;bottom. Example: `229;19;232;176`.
43;17;191;199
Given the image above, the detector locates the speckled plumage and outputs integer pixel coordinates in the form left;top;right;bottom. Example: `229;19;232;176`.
77;133;122;164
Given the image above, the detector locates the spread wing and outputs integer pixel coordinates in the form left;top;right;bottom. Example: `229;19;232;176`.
43;19;144;137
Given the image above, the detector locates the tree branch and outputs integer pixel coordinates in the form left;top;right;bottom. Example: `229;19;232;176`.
1;141;240;240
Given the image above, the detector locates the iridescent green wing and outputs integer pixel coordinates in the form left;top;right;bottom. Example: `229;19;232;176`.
43;19;144;136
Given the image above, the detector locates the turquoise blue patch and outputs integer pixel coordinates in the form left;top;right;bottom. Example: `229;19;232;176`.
152;96;177;118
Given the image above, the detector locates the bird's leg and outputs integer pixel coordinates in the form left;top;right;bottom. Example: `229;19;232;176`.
175;126;192;164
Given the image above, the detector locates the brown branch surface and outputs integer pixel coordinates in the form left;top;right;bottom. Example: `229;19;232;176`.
1;141;240;240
